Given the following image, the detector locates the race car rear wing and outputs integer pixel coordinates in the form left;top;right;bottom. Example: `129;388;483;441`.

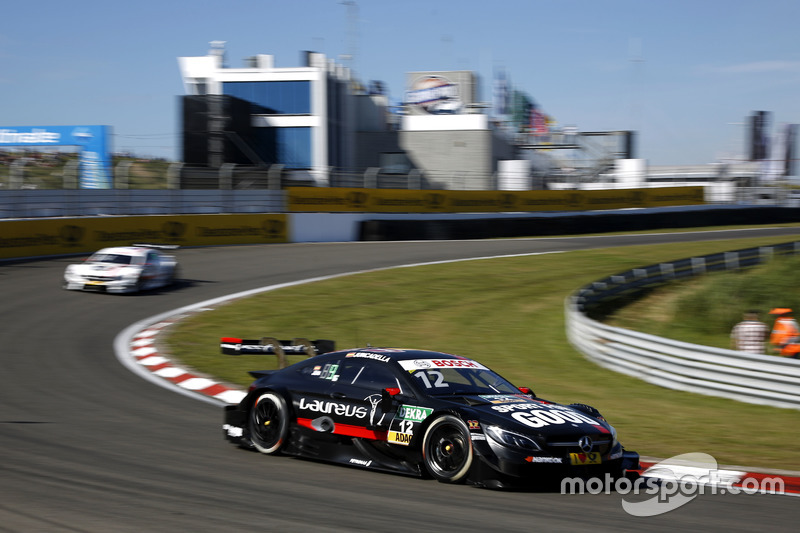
132;243;180;250
221;336;335;368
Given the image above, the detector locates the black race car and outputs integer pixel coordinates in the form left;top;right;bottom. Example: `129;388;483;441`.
223;348;639;488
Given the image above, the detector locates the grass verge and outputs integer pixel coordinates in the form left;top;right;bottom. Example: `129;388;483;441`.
163;234;800;471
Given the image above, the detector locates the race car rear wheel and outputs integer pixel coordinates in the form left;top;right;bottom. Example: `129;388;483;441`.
249;392;289;455
422;415;473;483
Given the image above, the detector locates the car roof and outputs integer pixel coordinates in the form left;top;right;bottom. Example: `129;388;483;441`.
94;246;153;256
326;348;468;362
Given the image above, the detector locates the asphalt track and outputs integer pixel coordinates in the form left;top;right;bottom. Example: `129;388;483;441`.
2;227;800;532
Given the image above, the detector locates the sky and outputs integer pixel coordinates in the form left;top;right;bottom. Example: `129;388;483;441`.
2;0;799;166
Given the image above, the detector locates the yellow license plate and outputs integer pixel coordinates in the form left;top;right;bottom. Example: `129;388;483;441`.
86;281;104;285
569;452;601;465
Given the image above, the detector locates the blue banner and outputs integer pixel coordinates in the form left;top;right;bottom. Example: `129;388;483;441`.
0;125;112;189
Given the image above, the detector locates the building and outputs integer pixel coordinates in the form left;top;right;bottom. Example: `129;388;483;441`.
400;71;517;189
178;42;525;189
179;42;399;186
177;42;647;191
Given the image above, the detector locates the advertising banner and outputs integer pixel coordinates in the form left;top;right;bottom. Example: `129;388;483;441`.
0;214;288;260
0;125;113;189
287;187;705;214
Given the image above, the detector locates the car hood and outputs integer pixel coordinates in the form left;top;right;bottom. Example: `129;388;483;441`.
439;394;612;437
72;262;140;274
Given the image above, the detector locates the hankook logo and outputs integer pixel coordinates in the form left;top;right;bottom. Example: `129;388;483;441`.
499;193;517;210
161;221;186;240
59;225;85;245
425;193;446;209
262;219;285;237
630;190;646;206
567;193;583;209
346;191;369;209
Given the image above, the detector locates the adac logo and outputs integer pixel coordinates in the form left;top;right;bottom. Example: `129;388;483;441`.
566;193;583;209
262;218;285;237
161;221;186;240
346;191;369;209
59;225;85;246
499;193;517;210
425;193;446;210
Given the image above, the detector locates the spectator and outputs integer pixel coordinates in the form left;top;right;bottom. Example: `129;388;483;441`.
730;310;769;354
768;308;800;358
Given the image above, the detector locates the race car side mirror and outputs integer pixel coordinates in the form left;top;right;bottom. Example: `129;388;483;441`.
518;386;535;397
381;387;401;410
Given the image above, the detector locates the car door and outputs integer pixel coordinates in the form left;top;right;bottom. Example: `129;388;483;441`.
329;357;407;431
292;355;405;439
141;250;160;287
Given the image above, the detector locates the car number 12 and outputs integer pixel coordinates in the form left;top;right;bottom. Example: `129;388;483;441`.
414;370;448;389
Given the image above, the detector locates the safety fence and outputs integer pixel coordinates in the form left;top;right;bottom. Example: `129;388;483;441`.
565;241;800;410
0;189;284;218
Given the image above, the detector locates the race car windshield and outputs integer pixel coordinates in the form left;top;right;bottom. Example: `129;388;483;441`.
410;367;520;396
90;253;134;265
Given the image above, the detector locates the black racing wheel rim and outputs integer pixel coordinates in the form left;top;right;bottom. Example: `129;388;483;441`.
425;419;471;480
250;396;282;449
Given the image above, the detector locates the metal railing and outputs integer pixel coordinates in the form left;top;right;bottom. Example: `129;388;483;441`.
565;242;800;410
0;189;285;218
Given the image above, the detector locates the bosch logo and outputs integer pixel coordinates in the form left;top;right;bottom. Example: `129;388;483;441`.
414;360;431;368
59;225;85;246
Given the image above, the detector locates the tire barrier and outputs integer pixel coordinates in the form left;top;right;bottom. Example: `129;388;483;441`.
565;241;800;410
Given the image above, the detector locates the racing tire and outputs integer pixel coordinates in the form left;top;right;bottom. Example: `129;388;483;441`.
169;266;180;287
422;415;473;483
130;277;143;294
249;392;289;455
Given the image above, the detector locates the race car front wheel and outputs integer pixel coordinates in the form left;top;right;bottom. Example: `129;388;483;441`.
422;415;473;483
249;392;289;455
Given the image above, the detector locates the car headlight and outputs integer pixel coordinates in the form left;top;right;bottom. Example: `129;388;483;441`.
609;424;619;447
485;425;542;452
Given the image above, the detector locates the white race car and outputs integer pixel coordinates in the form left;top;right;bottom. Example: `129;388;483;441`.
63;244;179;294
